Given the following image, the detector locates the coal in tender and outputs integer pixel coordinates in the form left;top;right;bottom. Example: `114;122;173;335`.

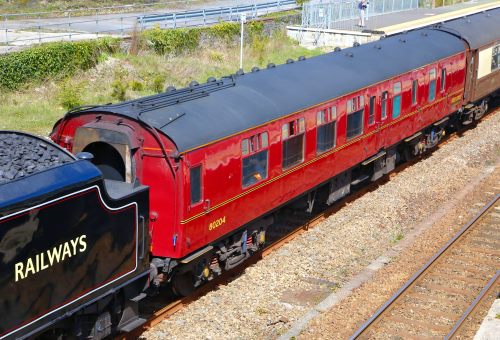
0;132;73;184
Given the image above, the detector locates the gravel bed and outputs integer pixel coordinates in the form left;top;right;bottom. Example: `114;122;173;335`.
301;112;500;338
0;132;73;184
143;111;500;340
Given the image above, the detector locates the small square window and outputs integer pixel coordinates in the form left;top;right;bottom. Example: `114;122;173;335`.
242;139;249;155
190;165;202;205
261;132;268;148
282;124;289;139
298;118;305;133
393;82;401;94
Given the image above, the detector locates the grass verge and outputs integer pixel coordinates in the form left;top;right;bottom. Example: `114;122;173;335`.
0;27;323;136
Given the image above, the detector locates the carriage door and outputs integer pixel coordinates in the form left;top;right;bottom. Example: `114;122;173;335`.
365;88;379;154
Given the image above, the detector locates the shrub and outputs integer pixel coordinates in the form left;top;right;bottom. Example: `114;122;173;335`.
142;27;200;55
0;38;118;91
150;75;166;93
111;80;128;101
207;21;240;42
59;82;83;110
130;80;144;91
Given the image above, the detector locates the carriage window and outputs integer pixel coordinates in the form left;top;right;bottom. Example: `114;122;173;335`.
282;118;305;169
441;68;446;92
368;96;375;125
242;132;268;188
412;80;418;105
317;106;337;154
429;68;436;102
492;45;499;71
346;95;364;139
190;165;202;205
381;91;388;120
392;82;402;119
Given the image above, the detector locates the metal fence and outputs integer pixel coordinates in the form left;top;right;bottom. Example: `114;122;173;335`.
0;0;297;53
138;0;297;28
302;0;419;30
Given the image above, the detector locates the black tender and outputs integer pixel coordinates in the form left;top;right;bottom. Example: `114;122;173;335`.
66;9;497;154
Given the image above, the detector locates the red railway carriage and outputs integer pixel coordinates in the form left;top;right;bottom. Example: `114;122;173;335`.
51;9;499;293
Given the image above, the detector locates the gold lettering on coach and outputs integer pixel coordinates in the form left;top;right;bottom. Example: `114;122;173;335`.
14;235;87;282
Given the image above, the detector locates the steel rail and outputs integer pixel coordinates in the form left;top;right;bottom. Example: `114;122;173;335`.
445;270;500;339
350;194;500;339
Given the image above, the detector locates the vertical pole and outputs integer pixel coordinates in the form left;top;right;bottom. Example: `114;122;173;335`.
96;9;99;39
240;13;246;71
4;15;7;46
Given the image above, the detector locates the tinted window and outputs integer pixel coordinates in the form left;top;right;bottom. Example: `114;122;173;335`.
242;150;268;188
392;82;402;119
347;109;363;139
429;68;436;102
190;165;201;205
441;68;446;92
283;135;304;169
317;121;336;153
492;45;499;71
381;91;388;120
368;96;375;125
412;80;418;105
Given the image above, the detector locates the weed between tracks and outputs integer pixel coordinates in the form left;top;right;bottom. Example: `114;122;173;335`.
0;29;322;135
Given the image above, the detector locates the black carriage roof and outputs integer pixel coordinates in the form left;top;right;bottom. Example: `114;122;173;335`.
73;25;471;154
435;7;500;50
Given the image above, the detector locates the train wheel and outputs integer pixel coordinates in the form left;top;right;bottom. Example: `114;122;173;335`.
171;272;196;297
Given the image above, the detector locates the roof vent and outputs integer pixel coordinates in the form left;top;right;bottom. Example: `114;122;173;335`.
286;58;294;64
298;56;306;61
374;44;382;50
189;81;199;88
421;32;428;37
207;77;216;83
267;63;276;69
399;38;406;43
334;47;342;52
353;41;360;47
165;85;176;92
345;52;354;58
251;66;260;72
236;69;245;76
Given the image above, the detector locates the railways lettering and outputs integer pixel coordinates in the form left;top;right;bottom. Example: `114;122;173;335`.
14;235;87;282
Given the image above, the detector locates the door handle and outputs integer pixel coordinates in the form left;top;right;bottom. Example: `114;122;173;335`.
203;199;211;213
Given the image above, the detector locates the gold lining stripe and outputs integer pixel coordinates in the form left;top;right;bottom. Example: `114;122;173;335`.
180;89;462;224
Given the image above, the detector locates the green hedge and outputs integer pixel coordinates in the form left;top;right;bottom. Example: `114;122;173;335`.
142;27;201;55
0;38;118;90
142;21;267;55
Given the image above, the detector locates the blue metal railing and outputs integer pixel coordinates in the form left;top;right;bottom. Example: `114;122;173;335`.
138;0;297;28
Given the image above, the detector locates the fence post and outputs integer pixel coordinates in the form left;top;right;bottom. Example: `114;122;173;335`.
173;13;177;28
203;9;206;26
3;15;7;46
38;25;41;44
69;22;72;41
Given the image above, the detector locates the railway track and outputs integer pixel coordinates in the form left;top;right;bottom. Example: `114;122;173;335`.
122;109;499;339
351;194;500;339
